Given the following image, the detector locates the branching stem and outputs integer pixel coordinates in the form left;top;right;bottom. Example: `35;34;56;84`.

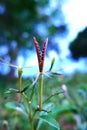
43;91;64;104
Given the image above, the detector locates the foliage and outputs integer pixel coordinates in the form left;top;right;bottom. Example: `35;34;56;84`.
0;0;67;59
0;70;87;129
69;27;87;59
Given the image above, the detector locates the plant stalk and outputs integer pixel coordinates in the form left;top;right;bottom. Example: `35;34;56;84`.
39;72;43;111
29;101;34;130
23;93;34;130
18;67;22;91
31;120;34;130
17;67;22;102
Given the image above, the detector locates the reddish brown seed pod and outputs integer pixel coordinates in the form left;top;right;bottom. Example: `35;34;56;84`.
33;37;48;72
40;38;48;72
33;37;41;72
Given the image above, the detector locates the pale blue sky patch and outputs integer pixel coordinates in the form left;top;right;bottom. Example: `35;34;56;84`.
36;23;48;36
0;45;8;56
0;3;5;14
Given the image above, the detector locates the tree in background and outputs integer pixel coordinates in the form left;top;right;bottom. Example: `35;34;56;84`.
0;0;68;78
69;27;87;60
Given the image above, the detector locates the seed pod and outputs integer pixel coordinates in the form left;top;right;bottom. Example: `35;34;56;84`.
40;38;48;72
33;37;41;62
33;37;48;72
33;37;41;72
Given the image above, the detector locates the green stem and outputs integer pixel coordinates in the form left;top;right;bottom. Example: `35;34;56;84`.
22;93;34;130
18;67;22;91
31;120;34;130
17;67;22;102
29;101;34;130
39;72;43;111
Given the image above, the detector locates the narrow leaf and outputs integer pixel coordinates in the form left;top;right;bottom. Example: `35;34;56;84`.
6;102;20;110
0;58;18;68
21;74;39;92
5;102;27;116
5;88;19;94
51;106;78;117
36;120;43;130
50;72;61;76
9;88;19;93
39;115;60;130
4;90;12;94
49;58;55;71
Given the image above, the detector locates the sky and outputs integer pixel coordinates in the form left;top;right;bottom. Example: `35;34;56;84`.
56;0;87;54
14;0;87;76
51;0;87;75
60;0;87;74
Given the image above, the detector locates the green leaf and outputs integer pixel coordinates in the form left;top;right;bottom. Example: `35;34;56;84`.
39;115;60;130
4;90;12;94
5;102;20;110
5;88;19;94
45;71;61;78
43;103;54;112
36;120;43;130
5;102;27;116
51;106;78;117
78;89;86;98
21;85;29;93
21;75;39;93
51;72;61;76
49;58;55;71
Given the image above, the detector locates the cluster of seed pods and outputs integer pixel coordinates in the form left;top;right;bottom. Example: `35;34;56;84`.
33;37;48;72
